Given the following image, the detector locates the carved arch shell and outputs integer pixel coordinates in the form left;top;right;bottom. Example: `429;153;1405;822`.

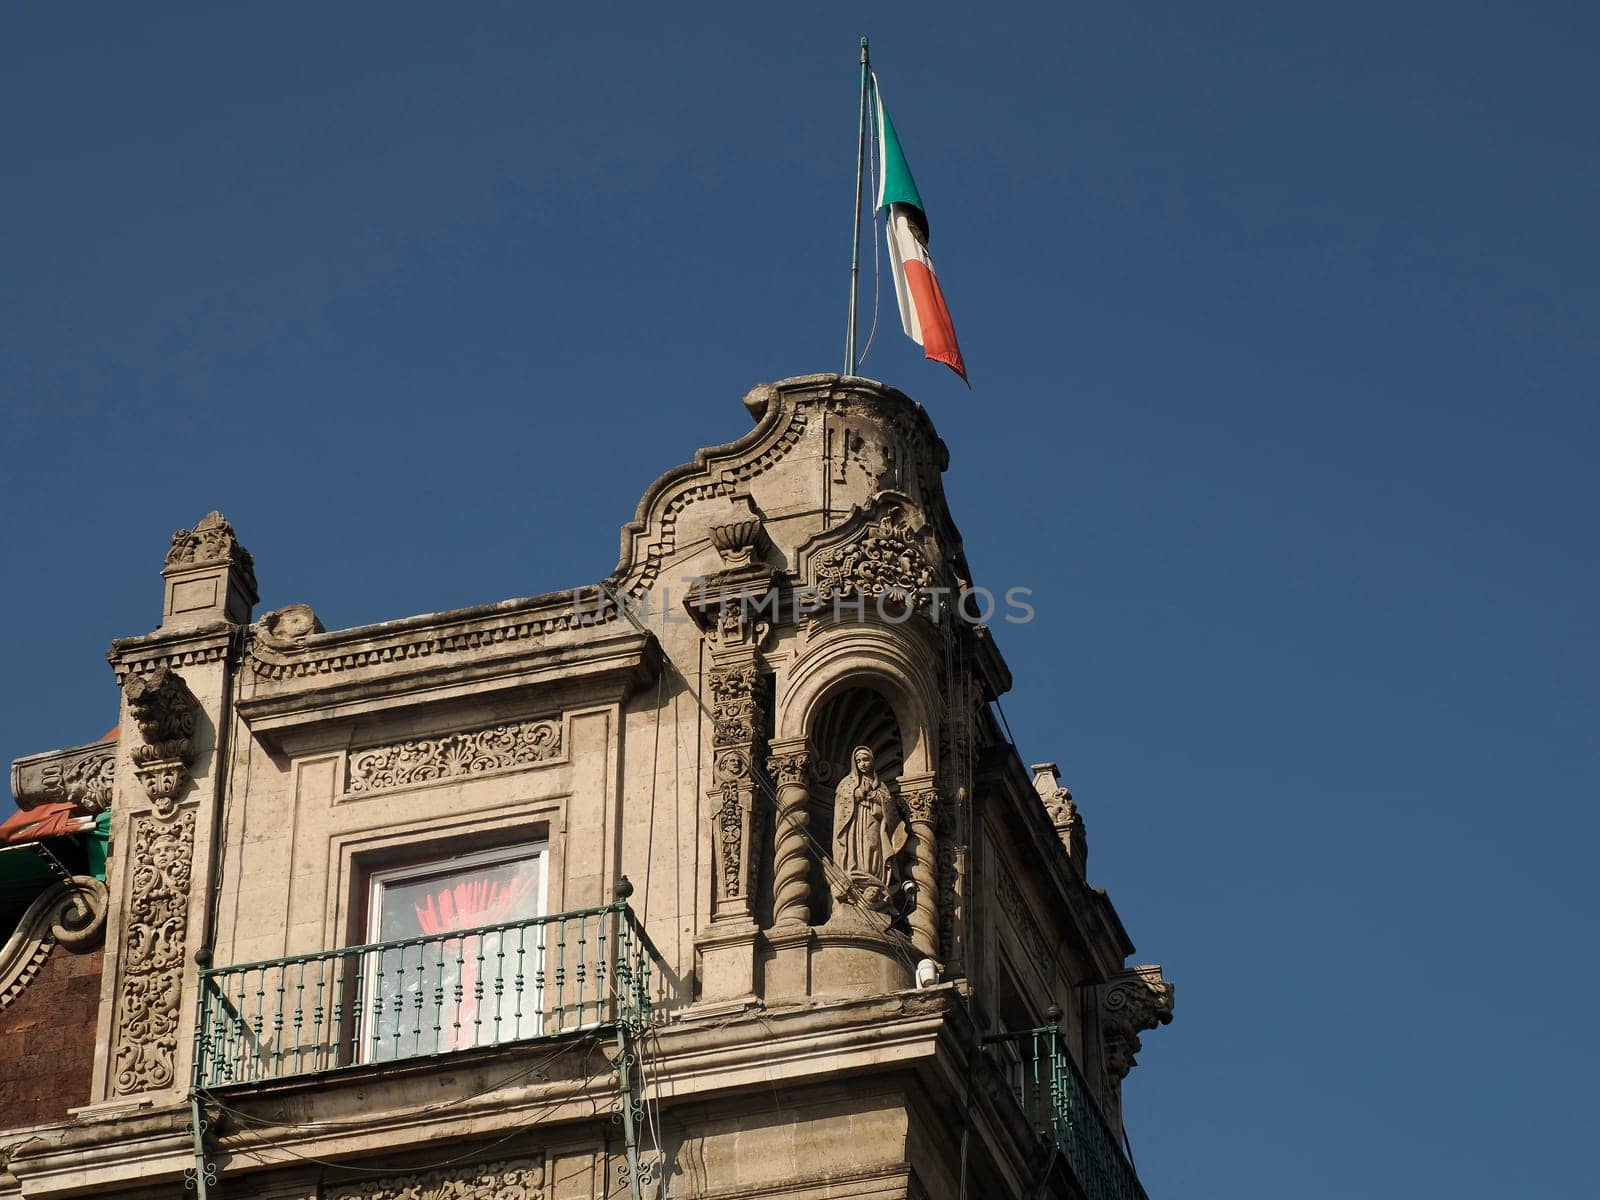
775;619;943;778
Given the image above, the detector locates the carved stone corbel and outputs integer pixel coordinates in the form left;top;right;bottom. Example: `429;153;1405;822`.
1100;964;1175;1081
122;666;197;819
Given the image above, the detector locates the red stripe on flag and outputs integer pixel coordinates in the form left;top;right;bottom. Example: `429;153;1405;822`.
902;260;967;383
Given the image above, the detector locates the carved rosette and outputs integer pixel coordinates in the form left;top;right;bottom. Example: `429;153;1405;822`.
111;809;197;1095
123;666;197;818
766;744;811;927
1100;965;1175;1082
325;1154;546;1200
708;664;767;916
348;718;563;793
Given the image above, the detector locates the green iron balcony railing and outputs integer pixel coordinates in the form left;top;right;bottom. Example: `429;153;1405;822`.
985;1025;1149;1200
194;899;663;1089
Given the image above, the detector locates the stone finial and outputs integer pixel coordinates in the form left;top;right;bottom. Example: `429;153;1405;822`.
1031;762;1087;872
707;495;767;569
1100;965;1175;1081
164;510;252;572
160;511;259;629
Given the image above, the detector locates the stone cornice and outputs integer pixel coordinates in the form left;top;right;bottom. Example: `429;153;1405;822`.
241;587;617;684
236;626;659;741
106;622;236;682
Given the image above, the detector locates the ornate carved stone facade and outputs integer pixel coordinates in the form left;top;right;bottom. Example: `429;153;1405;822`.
109;809;196;1095
347;717;563;794
1;374;1172;1200
324;1154;546;1200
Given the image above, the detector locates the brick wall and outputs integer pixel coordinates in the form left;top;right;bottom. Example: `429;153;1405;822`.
0;942;103;1129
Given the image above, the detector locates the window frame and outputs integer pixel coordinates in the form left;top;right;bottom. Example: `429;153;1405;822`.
359;839;550;1063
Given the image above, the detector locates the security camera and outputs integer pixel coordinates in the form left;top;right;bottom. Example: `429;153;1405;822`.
914;958;938;989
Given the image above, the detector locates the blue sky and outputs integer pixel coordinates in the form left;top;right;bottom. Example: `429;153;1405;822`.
3;3;1597;1194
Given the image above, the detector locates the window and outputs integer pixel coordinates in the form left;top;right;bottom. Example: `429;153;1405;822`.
363;842;547;1062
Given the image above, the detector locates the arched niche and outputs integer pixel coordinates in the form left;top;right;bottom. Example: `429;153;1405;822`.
774;620;942;780
773;621;943;930
805;686;903;926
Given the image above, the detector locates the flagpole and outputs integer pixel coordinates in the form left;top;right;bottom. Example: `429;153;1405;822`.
845;36;870;376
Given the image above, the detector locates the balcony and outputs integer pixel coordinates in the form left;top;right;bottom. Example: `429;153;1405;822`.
986;1026;1149;1200
194;899;662;1089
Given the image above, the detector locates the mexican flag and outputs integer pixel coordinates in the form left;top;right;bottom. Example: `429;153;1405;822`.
874;76;968;383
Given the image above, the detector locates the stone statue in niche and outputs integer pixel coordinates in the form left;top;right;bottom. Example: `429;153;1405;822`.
831;746;907;911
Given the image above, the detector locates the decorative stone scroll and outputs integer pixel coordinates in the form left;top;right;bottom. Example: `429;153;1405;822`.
325;1154;547;1200
12;742;116;815
1100;964;1175;1081
123;665;197;818
111;809;196;1095
0;876;110;1010
347;718;563;794
708;664;767;914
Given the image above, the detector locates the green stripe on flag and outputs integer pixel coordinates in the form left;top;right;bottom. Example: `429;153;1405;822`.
873;78;925;219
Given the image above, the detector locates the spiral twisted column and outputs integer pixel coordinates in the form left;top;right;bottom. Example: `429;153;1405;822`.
901;781;942;961
766;738;812;926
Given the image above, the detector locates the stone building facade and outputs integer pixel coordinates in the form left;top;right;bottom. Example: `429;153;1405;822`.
0;374;1173;1199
